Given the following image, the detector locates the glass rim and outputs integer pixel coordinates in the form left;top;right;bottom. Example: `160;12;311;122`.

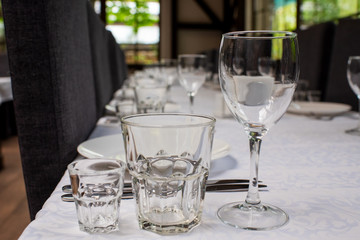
222;30;297;40
67;158;125;175
121;113;216;128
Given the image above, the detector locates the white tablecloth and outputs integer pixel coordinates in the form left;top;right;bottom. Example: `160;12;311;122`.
19;85;360;240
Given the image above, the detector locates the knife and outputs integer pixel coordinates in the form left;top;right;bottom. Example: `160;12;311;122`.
61;179;263;194
61;182;267;202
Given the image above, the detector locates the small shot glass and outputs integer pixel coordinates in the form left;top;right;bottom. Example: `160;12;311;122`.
67;159;125;233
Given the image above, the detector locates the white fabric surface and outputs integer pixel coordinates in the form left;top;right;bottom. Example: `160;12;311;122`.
19;85;360;240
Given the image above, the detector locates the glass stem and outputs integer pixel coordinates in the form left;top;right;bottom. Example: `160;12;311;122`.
245;134;262;205
357;98;360;129
189;94;194;113
166;85;171;103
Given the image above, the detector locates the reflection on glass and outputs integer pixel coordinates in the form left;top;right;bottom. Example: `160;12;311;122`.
346;56;360;136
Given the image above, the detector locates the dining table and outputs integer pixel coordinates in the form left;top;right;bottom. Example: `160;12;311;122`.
18;82;360;240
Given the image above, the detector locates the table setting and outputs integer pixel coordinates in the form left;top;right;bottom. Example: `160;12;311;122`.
18;31;360;240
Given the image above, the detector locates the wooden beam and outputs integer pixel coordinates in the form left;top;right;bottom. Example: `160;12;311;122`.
223;0;232;32
100;0;106;23
195;0;222;27
236;0;245;30
296;0;301;30
171;0;178;58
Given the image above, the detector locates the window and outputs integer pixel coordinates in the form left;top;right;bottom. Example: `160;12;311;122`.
272;0;360;31
99;0;160;65
301;0;360;28
273;0;297;30
0;2;6;53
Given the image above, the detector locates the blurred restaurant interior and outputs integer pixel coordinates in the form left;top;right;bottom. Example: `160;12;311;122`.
1;0;360;239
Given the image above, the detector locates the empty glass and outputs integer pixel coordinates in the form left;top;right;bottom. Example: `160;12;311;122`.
67;159;125;233
134;78;167;113
178;54;207;113
218;31;299;230
346;56;360;136
115;100;136;119
121;113;215;235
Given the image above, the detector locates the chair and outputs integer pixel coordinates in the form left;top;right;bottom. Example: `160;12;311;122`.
107;31;128;93
87;4;128;118
2;0;127;220
324;19;360;109
296;21;336;99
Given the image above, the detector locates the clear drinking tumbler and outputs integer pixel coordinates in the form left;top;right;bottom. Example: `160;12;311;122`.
121;113;215;234
67;158;125;233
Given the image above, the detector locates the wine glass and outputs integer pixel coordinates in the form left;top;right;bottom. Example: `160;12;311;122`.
178;54;207;113
218;31;299;230
346;56;360;136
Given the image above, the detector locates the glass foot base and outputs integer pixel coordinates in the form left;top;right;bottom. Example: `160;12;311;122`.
217;202;289;230
138;217;200;235
345;127;360;136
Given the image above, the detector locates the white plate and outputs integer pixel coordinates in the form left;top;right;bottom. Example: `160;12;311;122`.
287;101;351;117
77;134;231;161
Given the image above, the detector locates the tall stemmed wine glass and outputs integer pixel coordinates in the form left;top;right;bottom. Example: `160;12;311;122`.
218;31;299;230
178;54;207;113
346;56;360;136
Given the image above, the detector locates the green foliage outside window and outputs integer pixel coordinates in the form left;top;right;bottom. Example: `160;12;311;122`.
0;2;5;53
301;0;359;26
105;0;159;65
273;1;297;31
106;0;158;36
273;0;360;31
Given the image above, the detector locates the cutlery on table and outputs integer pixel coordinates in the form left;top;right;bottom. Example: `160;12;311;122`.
61;179;264;194
61;179;267;202
61;179;263;193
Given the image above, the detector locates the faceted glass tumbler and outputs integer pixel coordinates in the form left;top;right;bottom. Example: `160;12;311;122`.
121;113;216;235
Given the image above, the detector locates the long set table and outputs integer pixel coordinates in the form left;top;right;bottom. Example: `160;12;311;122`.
19;84;360;240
